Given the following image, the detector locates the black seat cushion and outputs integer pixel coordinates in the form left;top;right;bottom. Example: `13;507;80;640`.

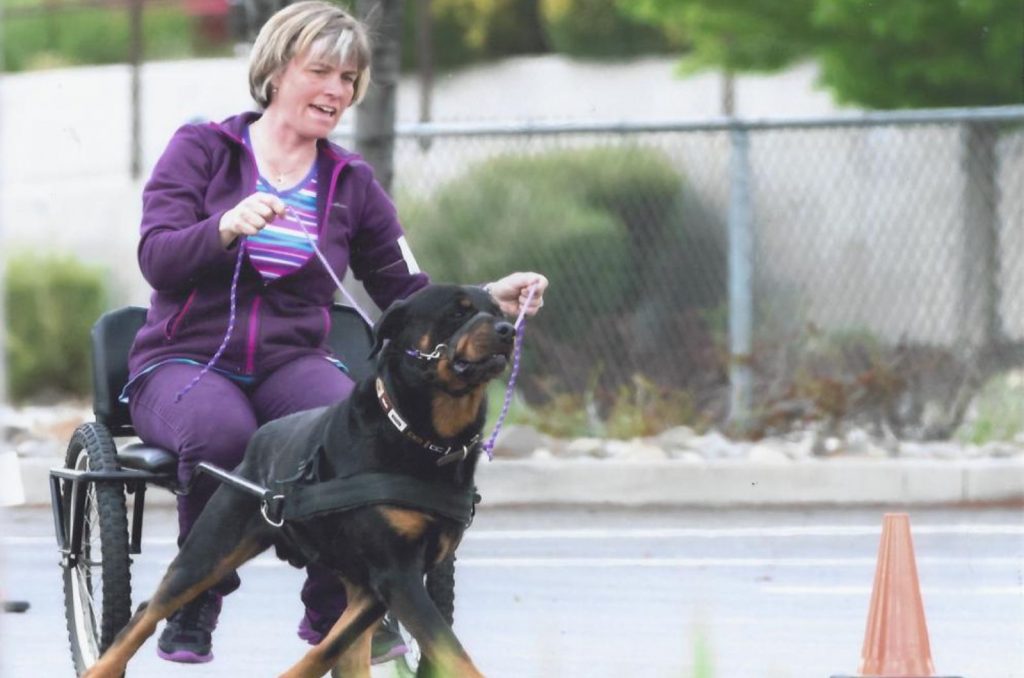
117;442;178;475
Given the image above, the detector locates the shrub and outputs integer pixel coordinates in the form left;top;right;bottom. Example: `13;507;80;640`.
957;371;1024;444
4;253;108;402
400;0;547;72
539;0;681;59
3;6;214;72
401;145;727;432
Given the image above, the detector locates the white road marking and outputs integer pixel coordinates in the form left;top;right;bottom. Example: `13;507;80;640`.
7;523;1023;546
762;585;1022;596
236;555;1020;569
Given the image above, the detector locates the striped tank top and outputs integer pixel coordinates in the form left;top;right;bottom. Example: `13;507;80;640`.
243;130;320;282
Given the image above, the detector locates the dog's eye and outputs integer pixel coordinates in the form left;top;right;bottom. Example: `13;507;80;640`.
452;304;472;319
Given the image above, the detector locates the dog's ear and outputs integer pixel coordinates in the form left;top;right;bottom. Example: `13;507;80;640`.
369;298;408;358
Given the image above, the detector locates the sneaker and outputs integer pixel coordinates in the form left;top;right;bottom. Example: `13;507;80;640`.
297;609;408;665
156;590;221;663
370;614;409;666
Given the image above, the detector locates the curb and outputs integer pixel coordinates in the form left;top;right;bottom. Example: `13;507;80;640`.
13;455;1024;508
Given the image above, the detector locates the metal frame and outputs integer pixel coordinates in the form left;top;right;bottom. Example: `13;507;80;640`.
49;467;170;567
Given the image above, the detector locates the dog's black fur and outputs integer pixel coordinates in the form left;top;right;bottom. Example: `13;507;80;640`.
83;284;514;678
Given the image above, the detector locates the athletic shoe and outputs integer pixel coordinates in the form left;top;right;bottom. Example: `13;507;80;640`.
297;609;408;664
156;590;221;663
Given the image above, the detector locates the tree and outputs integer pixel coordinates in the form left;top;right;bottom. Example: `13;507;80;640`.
355;0;403;192
623;0;1023;108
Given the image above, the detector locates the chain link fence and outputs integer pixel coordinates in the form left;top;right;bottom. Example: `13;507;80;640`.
369;107;1024;441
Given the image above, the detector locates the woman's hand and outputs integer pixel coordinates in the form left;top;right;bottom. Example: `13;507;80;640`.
485;272;548;317
218;193;286;248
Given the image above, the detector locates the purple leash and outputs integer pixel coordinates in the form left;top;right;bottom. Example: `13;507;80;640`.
481;285;536;460
175;209;372;403
174;242;246;402
177;208;535;464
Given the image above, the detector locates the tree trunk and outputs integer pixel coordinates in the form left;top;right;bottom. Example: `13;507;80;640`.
355;0;403;194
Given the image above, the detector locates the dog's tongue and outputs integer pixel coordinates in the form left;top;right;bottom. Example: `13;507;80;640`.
453;354;507;375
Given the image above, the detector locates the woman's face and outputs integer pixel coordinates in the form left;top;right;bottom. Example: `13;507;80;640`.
270;47;359;139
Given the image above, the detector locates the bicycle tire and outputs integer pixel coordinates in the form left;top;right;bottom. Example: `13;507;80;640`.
61;422;133;676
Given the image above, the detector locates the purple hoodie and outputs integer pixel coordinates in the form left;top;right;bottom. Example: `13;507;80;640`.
127;112;429;380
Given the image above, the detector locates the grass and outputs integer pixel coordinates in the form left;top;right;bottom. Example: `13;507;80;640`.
956;370;1024;445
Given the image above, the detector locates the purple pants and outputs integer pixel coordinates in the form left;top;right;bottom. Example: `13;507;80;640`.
128;356;355;617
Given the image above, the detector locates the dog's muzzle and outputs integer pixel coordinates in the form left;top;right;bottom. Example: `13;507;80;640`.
450;318;515;379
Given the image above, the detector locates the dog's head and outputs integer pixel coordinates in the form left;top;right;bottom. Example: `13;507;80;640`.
370;284;516;394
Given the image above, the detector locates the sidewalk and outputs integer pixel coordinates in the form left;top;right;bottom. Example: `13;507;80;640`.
11;452;1024;508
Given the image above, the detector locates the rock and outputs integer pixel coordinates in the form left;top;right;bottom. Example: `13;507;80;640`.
614;440;667;462
929;442;969;460
898;442;931;459
981;442;1022;459
654;426;698;451
692;431;746;460
531;447;555;460
490;424;546;459
786;433;817;460
748;443;790;464
558;437;604;459
668;450;705;463
844;428;871;455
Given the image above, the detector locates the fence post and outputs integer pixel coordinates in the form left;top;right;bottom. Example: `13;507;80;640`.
0;12;7;405
959;121;1001;354
726;125;753;436
355;0;402;193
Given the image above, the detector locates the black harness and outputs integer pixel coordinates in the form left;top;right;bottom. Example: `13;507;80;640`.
267;470;477;526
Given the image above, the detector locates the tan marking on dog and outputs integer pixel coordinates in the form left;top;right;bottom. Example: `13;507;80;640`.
418;333;433;352
436;357;467;395
379;506;434;539
423;641;487;678
82;539;265;678
431;386;486;438
433;531;462;568
280;582;379;678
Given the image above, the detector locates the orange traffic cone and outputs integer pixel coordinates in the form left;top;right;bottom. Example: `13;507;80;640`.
832;513;962;678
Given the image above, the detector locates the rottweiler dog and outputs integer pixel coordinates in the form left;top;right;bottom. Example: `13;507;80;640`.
83;284;515;678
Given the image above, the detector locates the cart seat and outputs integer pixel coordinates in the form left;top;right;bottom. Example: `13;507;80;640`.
117;443;178;475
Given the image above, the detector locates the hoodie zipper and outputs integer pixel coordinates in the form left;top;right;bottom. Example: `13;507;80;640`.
244;295;262;375
165;289;197;340
210;119;351;375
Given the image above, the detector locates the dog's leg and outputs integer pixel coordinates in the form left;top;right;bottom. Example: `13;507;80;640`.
82;489;271;678
379;569;485;678
279;582;385;678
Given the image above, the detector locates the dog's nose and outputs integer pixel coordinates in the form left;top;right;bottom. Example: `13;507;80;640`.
495;321;515;341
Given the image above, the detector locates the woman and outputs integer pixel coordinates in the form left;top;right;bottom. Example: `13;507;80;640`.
125;0;547;665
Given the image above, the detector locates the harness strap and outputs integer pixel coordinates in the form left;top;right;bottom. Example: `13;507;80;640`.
281;471;477;526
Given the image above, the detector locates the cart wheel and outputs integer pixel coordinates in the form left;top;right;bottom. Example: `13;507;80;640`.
393;553;457;676
61;422;133;675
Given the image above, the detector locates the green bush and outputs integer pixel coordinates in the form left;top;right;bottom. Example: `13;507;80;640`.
401;146;726;431
539;0;681;59
401;0;547;72
3;5;213;72
4;254;108;402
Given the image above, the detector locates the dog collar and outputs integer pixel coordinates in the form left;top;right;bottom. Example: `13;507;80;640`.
375;378;480;466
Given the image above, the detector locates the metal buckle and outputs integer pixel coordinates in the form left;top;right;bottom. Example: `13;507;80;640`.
436;446;469;467
260;494;286;527
407;343;448;361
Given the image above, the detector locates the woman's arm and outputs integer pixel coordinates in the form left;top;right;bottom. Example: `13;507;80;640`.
348;173;430;308
137;124;240;292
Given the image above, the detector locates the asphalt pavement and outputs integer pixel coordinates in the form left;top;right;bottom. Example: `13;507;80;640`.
2;505;1022;678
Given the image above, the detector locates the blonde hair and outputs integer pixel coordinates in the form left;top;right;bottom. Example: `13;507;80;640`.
248;1;372;109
